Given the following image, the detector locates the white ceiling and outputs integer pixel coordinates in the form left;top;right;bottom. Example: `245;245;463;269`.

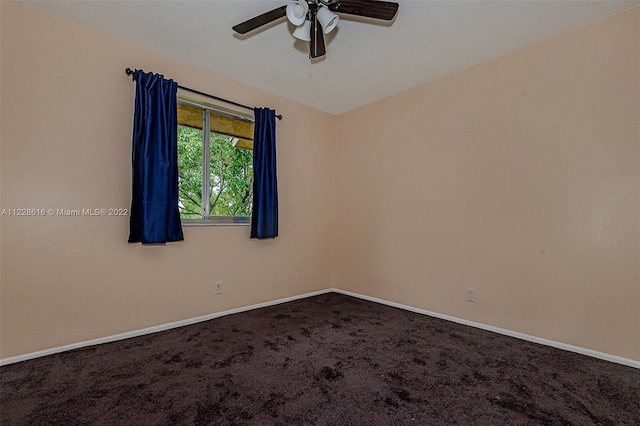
21;0;639;115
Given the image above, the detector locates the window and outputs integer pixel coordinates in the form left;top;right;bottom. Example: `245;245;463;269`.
177;97;254;225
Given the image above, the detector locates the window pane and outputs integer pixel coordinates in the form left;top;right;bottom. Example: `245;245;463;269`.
209;132;253;217
177;124;204;219
176;99;254;224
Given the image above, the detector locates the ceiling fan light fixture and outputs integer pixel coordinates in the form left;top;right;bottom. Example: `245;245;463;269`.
316;6;339;34
286;0;309;26
293;19;312;41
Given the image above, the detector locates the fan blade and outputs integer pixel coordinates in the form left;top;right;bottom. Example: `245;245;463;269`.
309;16;326;58
232;5;287;34
331;0;398;21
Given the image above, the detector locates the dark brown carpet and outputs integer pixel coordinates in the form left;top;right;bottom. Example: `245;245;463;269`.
1;292;639;425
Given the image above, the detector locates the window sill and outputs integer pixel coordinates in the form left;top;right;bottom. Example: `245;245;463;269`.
181;217;250;226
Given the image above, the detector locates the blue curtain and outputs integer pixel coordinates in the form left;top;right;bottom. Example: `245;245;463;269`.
128;70;184;244
251;108;278;239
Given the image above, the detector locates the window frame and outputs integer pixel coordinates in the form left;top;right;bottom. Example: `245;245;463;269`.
177;96;255;226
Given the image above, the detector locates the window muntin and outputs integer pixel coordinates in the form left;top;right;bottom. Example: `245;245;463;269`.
177;98;254;225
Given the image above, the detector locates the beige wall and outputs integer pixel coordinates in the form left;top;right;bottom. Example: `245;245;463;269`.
334;7;640;361
0;2;334;358
2;2;639;362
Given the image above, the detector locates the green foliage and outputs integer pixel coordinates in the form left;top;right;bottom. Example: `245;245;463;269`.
177;125;253;219
209;132;253;217
177;126;203;218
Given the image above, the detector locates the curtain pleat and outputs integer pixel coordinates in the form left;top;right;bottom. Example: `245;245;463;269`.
251;108;278;239
128;70;184;244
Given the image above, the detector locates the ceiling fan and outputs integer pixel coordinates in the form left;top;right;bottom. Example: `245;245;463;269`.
232;0;399;59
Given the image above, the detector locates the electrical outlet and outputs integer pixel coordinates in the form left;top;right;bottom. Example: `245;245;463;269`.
466;287;475;302
214;281;223;295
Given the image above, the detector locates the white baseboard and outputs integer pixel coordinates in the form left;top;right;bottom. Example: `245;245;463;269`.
0;288;333;366
333;288;640;369
2;287;638;369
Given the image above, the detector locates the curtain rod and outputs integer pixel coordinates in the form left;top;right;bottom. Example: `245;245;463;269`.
125;68;282;120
